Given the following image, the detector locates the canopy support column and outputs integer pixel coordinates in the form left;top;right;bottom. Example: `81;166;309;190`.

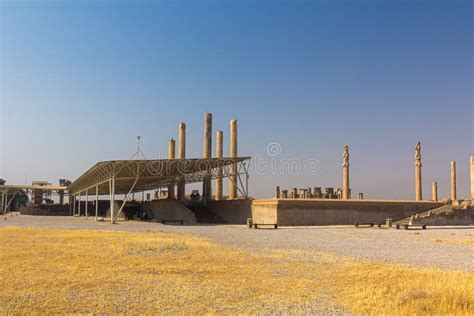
245;163;249;199
110;177;115;224
85;189;89;219
73;194;76;216
3;190;7;214
78;192;81;217
115;169;141;221
1;191;5;214
95;185;99;221
4;191;17;214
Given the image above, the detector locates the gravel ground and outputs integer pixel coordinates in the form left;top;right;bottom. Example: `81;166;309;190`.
1;213;473;271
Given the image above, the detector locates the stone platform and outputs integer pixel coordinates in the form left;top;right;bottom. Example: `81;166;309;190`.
252;199;445;226
20;204;71;216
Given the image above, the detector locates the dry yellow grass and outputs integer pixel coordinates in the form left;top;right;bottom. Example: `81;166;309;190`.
271;249;474;315
0;227;472;315
0;227;321;314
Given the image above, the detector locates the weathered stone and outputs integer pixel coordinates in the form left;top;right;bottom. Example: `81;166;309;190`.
300;188;309;199
168;138;175;199
177;122;186;201
342;145;350;199
471;156;474;200
299;189;305;198
215;130;223;201
312;187;322;198
414;141;422;201
432;181;438;202
203;113;212;200
451;161;457;201
251;199;444;226
229;119;238;199
292;188;298;199
325;187;334;199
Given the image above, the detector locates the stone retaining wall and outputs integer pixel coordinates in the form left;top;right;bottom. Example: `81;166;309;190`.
205;199;252;224
20;204;70;216
252;199;445;226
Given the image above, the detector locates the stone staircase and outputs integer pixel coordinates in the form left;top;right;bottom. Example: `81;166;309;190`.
395;202;473;226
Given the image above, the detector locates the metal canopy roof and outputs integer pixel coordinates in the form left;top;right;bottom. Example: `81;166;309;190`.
68;157;250;195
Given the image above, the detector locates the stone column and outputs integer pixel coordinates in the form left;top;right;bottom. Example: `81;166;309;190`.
414;141;422;201
300;189;307;199
342;145;350;199
215;130;223;201
313;187;322;198
203;113;212;200
450;160;457;201
292;188;298;199
229;119;238;199
59;190;64;205
177;122;186;201
168;138;175;199
470;156;474;200
432;181;438;202
275;186;280;199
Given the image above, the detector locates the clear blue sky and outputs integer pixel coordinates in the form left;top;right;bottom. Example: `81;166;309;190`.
1;0;472;199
